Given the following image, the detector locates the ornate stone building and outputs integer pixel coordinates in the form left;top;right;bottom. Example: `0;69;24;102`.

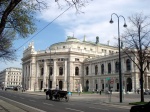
22;36;150;92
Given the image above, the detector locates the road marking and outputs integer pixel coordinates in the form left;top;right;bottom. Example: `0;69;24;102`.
66;108;84;112
0;96;47;112
43;102;54;106
89;107;109;111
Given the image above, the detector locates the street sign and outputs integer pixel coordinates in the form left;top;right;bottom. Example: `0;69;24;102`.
106;77;110;81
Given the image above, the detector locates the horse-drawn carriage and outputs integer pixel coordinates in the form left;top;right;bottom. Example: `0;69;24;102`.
46;89;69;102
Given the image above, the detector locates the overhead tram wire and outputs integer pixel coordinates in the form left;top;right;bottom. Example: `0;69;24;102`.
15;3;75;52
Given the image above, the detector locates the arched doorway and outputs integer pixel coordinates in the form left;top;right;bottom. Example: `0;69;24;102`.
59;81;63;90
127;78;132;92
86;80;89;91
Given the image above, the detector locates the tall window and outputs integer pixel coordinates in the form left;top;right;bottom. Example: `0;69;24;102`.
75;67;79;75
147;61;150;70
108;63;111;73
86;66;89;75
115;62;119;73
101;64;104;74
95;65;98;75
126;59;131;71
41;68;44;76
59;67;63;75
49;67;53;75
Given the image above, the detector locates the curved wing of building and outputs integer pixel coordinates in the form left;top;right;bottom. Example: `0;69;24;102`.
22;36;150;93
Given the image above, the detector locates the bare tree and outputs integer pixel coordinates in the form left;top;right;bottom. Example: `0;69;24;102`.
0;0;88;61
122;13;150;102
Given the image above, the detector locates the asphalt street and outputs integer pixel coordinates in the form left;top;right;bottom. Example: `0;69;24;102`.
0;90;131;112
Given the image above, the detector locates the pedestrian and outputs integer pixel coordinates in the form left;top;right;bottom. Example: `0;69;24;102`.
92;89;94;93
97;89;99;94
99;90;101;95
78;90;81;96
137;89;139;94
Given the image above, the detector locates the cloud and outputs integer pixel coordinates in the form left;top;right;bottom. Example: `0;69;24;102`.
37;0;150;45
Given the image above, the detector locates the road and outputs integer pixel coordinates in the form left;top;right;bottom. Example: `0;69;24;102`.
0;90;130;112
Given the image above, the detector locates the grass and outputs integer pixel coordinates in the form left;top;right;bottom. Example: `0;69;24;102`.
129;102;148;105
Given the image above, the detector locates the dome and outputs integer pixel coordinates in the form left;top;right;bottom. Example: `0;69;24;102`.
66;36;80;42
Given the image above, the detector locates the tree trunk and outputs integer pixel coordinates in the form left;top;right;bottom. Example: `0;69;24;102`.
140;71;144;102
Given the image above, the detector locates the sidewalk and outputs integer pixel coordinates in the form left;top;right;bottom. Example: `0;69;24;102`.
0;99;27;112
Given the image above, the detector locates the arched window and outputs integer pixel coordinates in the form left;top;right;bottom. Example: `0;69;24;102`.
41;68;44;75
95;65;98;75
108;63;111;73
126;59;131;71
101;64;104;74
75;67;79;75
59;67;63;75
115;62;119;73
49;67;53;75
86;66;89;75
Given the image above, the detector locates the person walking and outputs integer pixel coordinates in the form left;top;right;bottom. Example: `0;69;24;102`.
99;90;102;95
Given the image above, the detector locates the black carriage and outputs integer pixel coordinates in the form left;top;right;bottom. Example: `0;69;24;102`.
46;89;69;102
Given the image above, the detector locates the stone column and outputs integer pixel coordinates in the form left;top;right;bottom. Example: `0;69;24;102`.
36;61;39;90
98;78;101;91
146;75;149;90
89;63;92;76
63;58;67;91
52;59;56;89
104;78;106;91
112;60;115;74
104;61;107;75
99;63;101;75
42;60;47;90
22;64;26;90
26;65;29;90
30;56;37;91
132;75;135;92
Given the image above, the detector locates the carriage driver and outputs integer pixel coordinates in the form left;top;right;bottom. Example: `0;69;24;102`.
54;85;59;95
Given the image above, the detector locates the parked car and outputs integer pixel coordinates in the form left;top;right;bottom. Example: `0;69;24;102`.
144;90;150;95
5;86;14;91
130;102;150;112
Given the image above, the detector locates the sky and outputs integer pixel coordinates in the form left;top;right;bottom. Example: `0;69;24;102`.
0;0;150;71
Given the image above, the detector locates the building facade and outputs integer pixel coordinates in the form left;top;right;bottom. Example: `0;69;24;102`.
22;36;150;92
0;67;22;88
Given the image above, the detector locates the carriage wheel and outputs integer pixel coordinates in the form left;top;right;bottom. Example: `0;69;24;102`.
57;94;60;101
65;95;69;102
51;95;54;100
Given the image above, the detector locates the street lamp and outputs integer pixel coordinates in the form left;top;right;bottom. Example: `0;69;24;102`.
109;13;127;103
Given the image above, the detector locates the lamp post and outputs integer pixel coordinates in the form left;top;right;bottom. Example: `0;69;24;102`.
49;49;51;89
109;13;127;103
